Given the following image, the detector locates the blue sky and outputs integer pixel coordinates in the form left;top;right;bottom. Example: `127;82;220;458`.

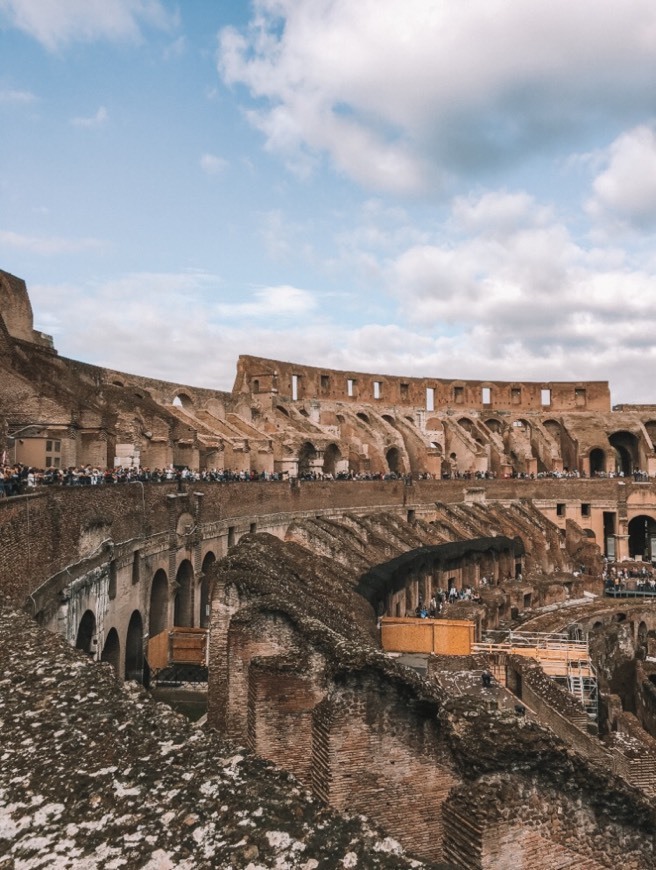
3;1;656;402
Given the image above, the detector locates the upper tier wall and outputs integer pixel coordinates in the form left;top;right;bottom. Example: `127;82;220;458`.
235;355;611;413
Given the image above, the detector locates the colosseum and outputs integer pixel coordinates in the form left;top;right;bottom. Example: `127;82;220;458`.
2;266;656;869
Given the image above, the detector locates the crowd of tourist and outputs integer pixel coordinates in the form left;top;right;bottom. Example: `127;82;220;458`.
604;563;656;594
1;459;656;498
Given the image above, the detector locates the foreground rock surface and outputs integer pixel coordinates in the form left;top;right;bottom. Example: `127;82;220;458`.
0;608;432;870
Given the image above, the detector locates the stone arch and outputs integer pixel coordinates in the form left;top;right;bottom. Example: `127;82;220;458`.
382;414;395;425
386;446;402;475
543;419;561;439
356;412;370;424
298;442;317;477
628;514;656;560
457;417;474;433
589;447;606;475
172;392;194;410
174;559;194;627
276;405;290;417
513;418;531;433
200;552;216;629
644;420;656;448
125;610;144;683
75;609;96;655
323;443;341;476
426;417;443;431
149;569;169;637
100;628;120;675
484;418;503;434
609;431;639;475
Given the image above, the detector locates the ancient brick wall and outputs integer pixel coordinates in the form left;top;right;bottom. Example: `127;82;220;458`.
312;676;459;864
248;654;327;787
235;355;611;412
443;777;654;869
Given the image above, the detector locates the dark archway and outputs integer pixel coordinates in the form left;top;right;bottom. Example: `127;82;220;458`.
174;559;194;627
589;448;606;476
386;446;401;474
297;441;317;477
200;552;216;629
149;569;169;638
100;628;120;675
125;610;144;683
323;443;341;477
628;515;656;561
75;610;96;655
609;431;639;476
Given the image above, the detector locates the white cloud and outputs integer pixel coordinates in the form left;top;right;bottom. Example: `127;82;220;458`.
219;0;656;192
214;285;317;319
0;88;36;103
71;106;108;128
0;0;175;51
587;125;656;229
0;230;105;255
199;153;228;175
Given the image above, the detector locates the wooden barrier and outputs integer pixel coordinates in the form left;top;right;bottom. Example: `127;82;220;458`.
148;627;208;672
380;617;475;655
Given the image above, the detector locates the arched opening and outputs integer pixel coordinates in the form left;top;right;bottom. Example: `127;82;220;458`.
609;431;639;476
200;552;216;629
645;421;656;449
172;392;193;410
484;418;502;434
382;414;395;425
174;559;194;627
100;628;120;675
297;442;317;477
276;405;290;417
543;419;561;440
323;443;341;477
628;515;656;561
149;569;169;637
592;621;603;632
457;417;474;433
75;610;96;655
356;412;370;424
589;448;606;475
614;612;627;623
637;621;648;650
125;610;144;683
386;446;401;474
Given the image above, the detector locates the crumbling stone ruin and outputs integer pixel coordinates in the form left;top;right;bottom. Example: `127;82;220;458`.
2;268;656;868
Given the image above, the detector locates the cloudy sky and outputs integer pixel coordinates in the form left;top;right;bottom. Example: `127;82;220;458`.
2;1;656;402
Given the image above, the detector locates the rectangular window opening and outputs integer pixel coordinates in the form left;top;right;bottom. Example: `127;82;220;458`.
426;387;435;412
482;387;491;405
454;386;464;404
291;374;299;401
511;387;521;405
373;381;381;400
541;388;551;406
556;503;566;517
347;378;355;397
400;383;409;400
581;503;591;518
575;388;586;407
320;375;330;391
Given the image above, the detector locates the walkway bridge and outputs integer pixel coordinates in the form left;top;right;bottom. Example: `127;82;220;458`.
473;630;598;720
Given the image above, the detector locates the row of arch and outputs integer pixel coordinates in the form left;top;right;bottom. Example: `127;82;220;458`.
74;551;218;683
